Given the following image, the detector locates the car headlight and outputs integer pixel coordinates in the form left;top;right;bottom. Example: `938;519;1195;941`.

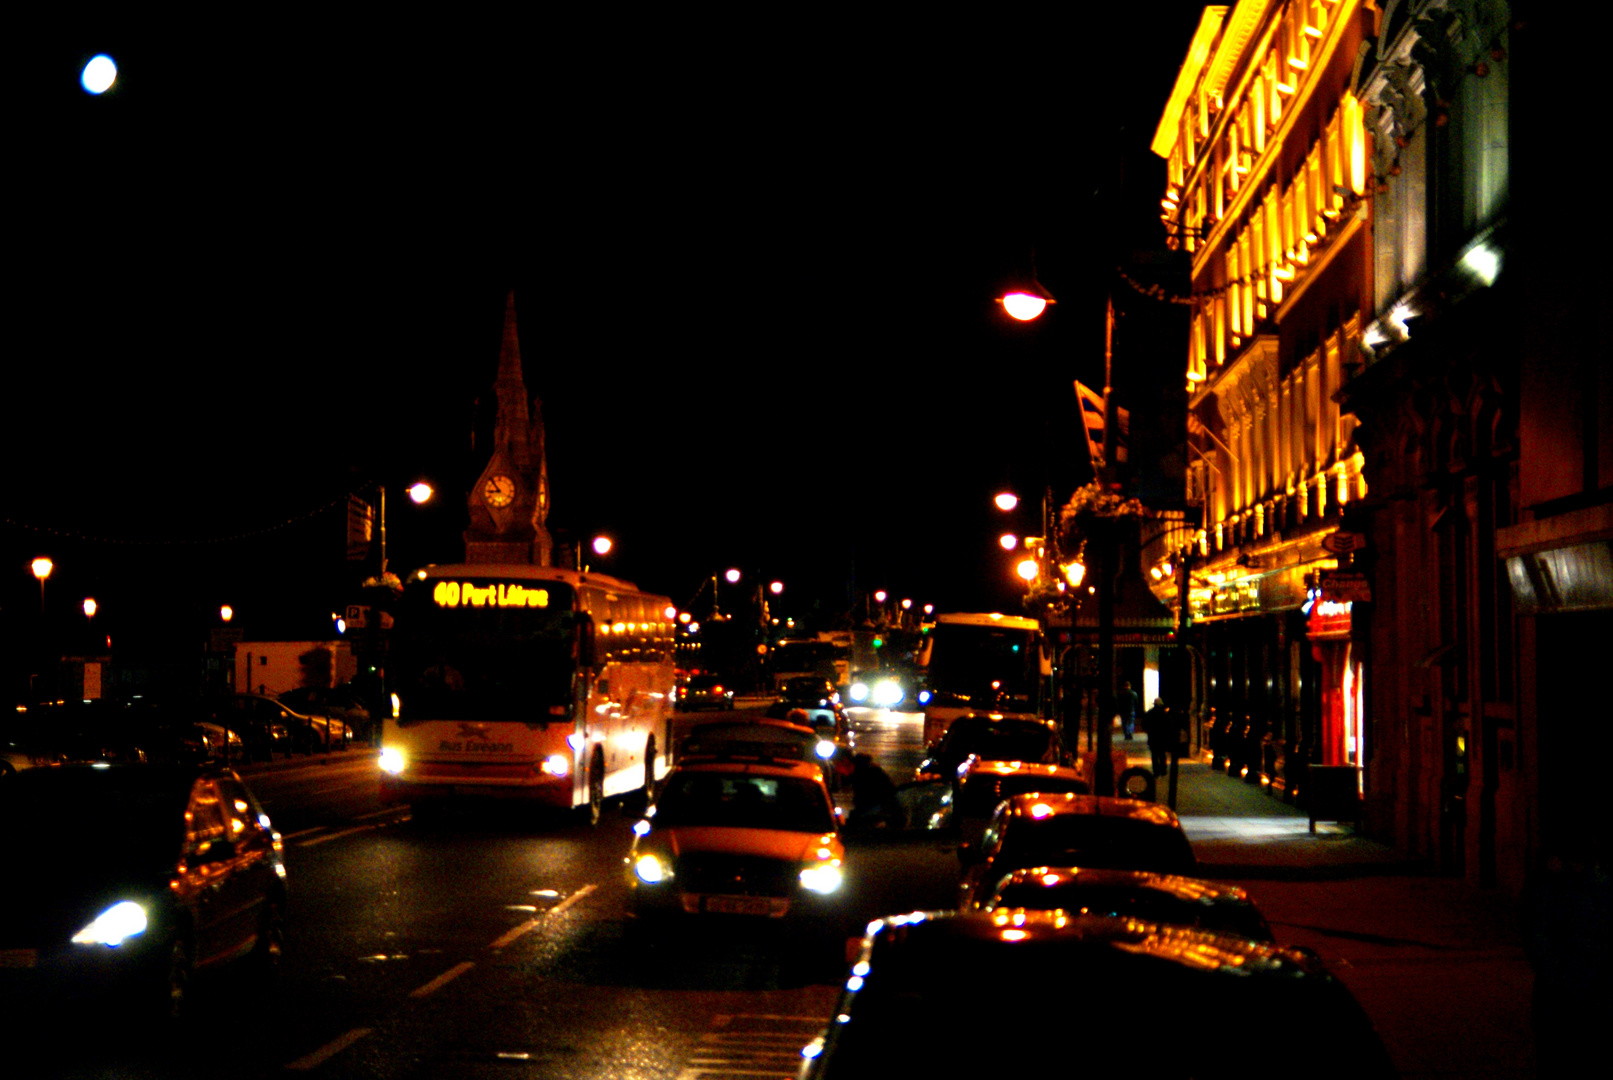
917;689;931;704
872;680;904;707
815;739;837;760
378;746;407;775
848;682;869;703
71;900;148;947
634;853;670;885
799;863;844;894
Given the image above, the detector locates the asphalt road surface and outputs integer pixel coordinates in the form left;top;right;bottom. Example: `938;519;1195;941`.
23;707;947;1080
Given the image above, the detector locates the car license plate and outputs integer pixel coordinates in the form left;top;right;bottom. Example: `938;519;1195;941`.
704;895;779;916
0;949;38;968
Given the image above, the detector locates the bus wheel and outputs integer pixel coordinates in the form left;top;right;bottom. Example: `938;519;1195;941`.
587;751;606;826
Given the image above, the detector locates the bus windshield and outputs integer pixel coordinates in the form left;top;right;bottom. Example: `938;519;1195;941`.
926;623;1041;706
391;579;578;726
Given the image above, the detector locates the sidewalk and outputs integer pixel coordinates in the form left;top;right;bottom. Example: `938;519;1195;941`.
1145;749;1536;1079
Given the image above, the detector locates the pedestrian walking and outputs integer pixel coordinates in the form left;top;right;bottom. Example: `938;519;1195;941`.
1145;697;1171;777
1115;681;1139;741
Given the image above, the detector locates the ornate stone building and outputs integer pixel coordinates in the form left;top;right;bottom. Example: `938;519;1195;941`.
1342;0;1610;892
1151;0;1377;801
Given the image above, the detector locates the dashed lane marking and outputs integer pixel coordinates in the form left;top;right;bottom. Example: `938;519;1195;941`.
409;960;476;998
284;1027;373;1072
487;884;596;949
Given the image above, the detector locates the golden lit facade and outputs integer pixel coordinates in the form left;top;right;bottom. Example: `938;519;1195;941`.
1152;0;1376;797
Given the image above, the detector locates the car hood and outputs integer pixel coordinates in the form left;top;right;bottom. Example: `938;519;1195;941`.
663;826;834;862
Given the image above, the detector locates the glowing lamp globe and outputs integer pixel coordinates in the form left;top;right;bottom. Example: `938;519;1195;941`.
1002;292;1048;321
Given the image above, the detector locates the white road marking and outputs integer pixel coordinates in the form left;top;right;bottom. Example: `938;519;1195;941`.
282;826;325;840
284;1027;373;1071
677;1014;825;1080
409;960;476;998
487;884;596;949
297;825;376;848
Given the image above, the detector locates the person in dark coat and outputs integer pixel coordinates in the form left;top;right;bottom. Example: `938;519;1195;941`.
847;752;905;830
1144;698;1172;777
1115;681;1139;740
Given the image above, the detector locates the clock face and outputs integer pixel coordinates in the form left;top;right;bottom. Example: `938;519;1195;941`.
483;474;516;507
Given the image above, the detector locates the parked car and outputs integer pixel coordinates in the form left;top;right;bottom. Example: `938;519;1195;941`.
0;763;287;1023
15;699;216;766
958;792;1196;908
278;684;371;743
915;713;1069;781
204;693;345;758
675;674;735;712
627;753;846;955
976;866;1274;941
951;757;1091;860
798;910;1395;1078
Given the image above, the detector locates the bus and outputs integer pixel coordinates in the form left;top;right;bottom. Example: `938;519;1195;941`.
378;563;676;823
915;612;1051;748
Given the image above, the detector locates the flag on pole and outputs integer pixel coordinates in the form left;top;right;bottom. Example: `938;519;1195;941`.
1074;380;1107;471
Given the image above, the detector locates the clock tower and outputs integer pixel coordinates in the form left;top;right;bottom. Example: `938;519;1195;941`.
464;291;554;566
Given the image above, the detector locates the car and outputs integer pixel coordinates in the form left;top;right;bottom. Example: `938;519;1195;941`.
976;866;1275;941
625;754;846;953
951;758;1091;861
675;674;736;712
203;693;345;758
915;712;1069;781
15;699;218;767
678;717;842;786
0;763;287;1024
764;676;846;730
844;669;909;710
278;684;371;743
958;792;1196;909
797;910;1396;1078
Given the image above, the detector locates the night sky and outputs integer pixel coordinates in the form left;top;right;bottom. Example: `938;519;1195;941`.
4;9;1211;692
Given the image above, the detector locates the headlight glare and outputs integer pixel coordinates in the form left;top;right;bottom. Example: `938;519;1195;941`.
541;753;570;776
849;682;869;703
799;863;844;894
72;900;148;947
815;739;837;760
378;747;407;775
634;854;669;884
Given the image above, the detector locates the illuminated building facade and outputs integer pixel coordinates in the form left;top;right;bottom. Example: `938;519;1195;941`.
1150;0;1377;800
1338;2;1609;892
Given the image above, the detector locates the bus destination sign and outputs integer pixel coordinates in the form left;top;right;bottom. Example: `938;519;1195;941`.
432;582;550;609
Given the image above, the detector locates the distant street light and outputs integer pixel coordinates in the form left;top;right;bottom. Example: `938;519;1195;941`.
31;557;52;614
1016;558;1039;582
219;605;234;622
769;581;784;595
999;533;1019;551
994;492;1020;511
725;569;741;584
407;482;433;504
83;598;98;619
81;54;117;95
592;536;613;556
874;590;887;604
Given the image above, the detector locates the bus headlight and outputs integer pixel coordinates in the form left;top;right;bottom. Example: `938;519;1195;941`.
634;854;670;885
540;753;570;777
799;864;844;895
379;747;407;775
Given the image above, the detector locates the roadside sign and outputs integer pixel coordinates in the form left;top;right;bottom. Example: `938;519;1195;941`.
1319;570;1371;603
1321;531;1367;555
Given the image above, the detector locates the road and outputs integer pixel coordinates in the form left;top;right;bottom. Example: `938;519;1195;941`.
29;706;947;1080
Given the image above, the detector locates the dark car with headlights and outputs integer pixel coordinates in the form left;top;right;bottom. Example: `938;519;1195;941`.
915;713;1069;781
626;755;846;953
678;717;843;787
798;910;1395;1078
0;763;286;1023
977;866;1274;941
959;792;1196;909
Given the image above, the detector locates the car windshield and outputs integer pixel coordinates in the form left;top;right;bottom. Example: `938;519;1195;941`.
936;718;1057;766
957;773;1088;817
654;773;833;832
681;724;812;760
999;816;1195;873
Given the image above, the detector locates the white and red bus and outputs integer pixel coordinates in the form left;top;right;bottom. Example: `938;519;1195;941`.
378;563;676;823
915;612;1052;748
